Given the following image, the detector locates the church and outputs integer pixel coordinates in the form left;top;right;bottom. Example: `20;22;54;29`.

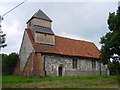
13;10;109;77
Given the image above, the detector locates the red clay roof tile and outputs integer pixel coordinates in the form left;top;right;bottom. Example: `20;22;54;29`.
26;29;100;59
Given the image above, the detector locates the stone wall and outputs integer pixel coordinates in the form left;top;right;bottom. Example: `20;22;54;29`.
19;31;34;71
42;54;108;76
22;52;34;76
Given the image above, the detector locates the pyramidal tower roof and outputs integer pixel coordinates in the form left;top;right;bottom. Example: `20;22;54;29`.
27;9;52;23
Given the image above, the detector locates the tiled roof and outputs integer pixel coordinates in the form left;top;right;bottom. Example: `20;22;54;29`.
26;29;100;59
33;25;54;35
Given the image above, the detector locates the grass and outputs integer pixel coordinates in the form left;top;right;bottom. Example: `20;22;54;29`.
2;75;119;88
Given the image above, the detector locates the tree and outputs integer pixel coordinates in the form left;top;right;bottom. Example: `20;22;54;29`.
2;53;18;75
0;15;7;50
100;6;120;64
0;33;7;49
107;61;120;75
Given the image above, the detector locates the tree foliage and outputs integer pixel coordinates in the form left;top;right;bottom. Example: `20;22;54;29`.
100;6;120;64
0;16;7;49
107;61;120;75
0;32;7;49
2;52;18;75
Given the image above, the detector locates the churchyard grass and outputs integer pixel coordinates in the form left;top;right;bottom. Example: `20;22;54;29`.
2;75;119;88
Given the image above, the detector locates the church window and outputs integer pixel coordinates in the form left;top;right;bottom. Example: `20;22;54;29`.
92;60;96;69
51;65;54;72
73;59;77;69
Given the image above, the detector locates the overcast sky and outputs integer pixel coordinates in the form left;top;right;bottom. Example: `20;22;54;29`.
0;0;119;54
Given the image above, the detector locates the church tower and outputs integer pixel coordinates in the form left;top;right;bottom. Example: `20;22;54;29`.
27;9;55;46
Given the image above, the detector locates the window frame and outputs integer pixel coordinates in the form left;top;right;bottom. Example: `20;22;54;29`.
72;58;77;69
92;60;96;69
51;64;54;73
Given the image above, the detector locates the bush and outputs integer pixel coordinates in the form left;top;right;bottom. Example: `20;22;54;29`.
2;53;18;75
108;61;120;75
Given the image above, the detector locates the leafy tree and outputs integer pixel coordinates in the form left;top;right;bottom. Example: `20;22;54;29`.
100;6;120;64
2;53;8;75
107;61;120;75
0;33;7;49
2;53;18;75
0;15;7;50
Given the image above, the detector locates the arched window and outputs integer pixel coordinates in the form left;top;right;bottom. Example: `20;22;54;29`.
51;64;54;72
58;66;62;76
51;65;54;72
73;59;77;69
92;60;96;69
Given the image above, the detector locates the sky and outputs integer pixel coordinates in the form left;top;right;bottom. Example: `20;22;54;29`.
0;0;119;54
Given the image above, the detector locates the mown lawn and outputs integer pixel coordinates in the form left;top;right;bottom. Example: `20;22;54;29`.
2;75;119;88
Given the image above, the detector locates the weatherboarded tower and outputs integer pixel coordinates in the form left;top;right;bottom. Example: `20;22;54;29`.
13;10;109;77
27;9;55;46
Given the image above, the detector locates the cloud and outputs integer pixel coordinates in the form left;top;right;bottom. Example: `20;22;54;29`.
53;3;116;37
0;2;118;54
1;0;119;2
60;32;88;41
1;20;23;54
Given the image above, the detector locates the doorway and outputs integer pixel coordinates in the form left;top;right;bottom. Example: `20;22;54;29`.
58;66;62;76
